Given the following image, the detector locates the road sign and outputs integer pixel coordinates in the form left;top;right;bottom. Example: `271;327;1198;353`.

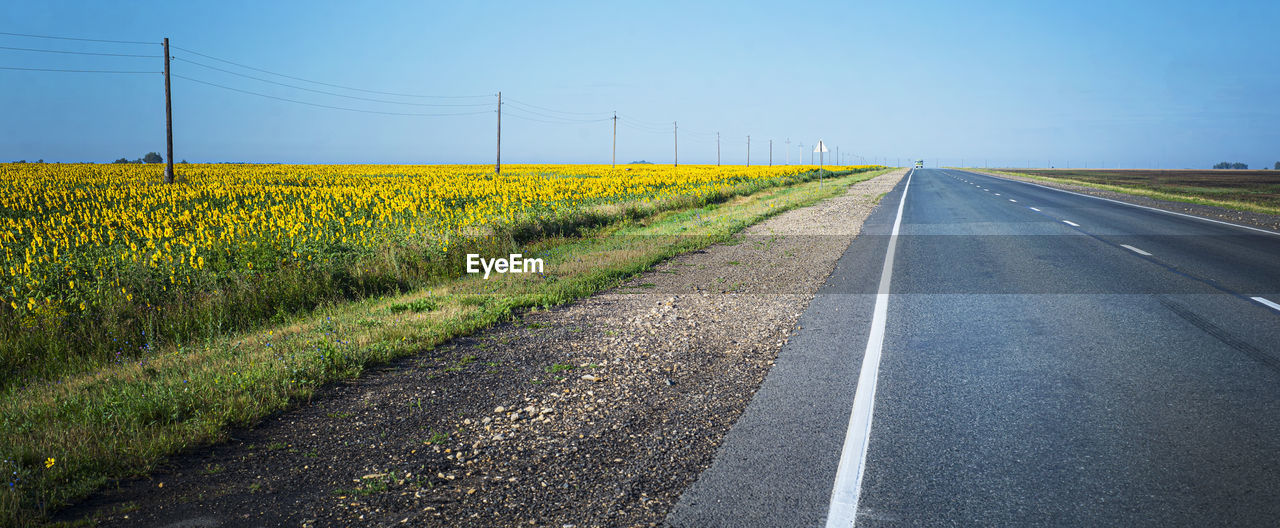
813;140;829;153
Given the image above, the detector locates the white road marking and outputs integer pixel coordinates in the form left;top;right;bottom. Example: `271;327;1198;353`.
1030;207;1041;212
1252;297;1280;312
825;168;913;527
1063;220;1080;227
994;193;1001;196
1009;199;1017;203
961;170;1280;237
984;189;989;192
1120;244;1152;256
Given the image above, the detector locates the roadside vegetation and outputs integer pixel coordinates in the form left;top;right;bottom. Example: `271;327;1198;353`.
1;163;859;386
980;168;1280;216
0;165;887;524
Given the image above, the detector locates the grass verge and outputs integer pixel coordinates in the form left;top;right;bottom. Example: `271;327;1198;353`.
974;169;1280;217
1;167;889;525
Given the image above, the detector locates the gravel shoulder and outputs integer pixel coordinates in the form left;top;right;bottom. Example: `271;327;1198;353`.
969;169;1280;232
58;169;907;528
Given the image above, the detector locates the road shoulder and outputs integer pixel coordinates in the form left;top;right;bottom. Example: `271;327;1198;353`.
59;169;906;527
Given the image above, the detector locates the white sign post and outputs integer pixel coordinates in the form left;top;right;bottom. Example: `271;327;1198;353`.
813;140;829;166
813;140;830;188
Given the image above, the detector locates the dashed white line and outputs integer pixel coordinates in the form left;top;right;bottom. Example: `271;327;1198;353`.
1030;207;1041;212
994;193;1001;196
1120;244;1152;256
957;169;1280;237
1063;220;1080;227
825;168;914;527
1253;297;1280;312
1009;199;1017;203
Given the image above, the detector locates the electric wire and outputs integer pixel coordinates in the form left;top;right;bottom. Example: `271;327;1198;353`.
171;57;491;107
173;74;493;117
503;97;609;116
502;105;612;123
616;112;673;128
0;66;158;73
171;45;493;99
0;45;160;58
0;31;156;45
502;112;610;125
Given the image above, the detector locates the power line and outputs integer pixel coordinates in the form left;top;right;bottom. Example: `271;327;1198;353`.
0;66;158;73
171;57;491;107
502;105;611;123
617;122;668;135
617;118;670;133
170;45;492;100
502;111;610;125
173;74;493;117
0;45;160;58
617;112;671;128
503;97;608;116
0;31;156;46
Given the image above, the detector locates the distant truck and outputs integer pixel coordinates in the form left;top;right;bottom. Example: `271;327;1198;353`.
914;160;924;168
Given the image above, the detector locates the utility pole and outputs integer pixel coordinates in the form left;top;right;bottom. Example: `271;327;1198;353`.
611;111;617;168
786;138;791;165
163;37;174;183
769;139;772;166
746;135;750;167
836;146;839;167
495;91;502;174
673;121;678;167
716;132;720;166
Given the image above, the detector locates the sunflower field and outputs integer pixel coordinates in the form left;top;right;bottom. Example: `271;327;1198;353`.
0;162;869;383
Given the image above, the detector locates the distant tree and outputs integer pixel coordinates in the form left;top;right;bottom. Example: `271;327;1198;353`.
143;152;163;163
180;159;188;164
1275;161;1279;170
37;159;43;163
1214;161;1248;169
1232;162;1248;170
113;158;129;164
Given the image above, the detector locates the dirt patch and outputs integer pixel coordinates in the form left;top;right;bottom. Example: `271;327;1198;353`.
58;169;907;527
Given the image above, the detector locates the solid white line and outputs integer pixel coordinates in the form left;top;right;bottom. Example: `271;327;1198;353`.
1063;220;1080;227
1030;207;1041;212
959;170;1280;237
825;168;913;527
1252;297;1280;312
1120;244;1152;256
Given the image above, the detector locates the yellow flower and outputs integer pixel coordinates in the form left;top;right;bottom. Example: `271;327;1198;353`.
45;457;55;468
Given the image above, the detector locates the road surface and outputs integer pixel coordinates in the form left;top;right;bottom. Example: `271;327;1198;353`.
669;168;1280;527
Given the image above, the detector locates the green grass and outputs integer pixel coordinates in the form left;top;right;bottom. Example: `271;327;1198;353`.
0;166;888;525
977;169;1280;216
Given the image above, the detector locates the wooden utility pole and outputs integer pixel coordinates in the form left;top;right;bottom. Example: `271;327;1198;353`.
769;139;772;166
716;132;720;166
495;91;502;174
746;135;750;167
673;121;678;167
163;37;174;183
611;111;617;168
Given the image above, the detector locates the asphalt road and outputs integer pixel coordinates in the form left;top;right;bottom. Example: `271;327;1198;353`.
668;168;1280;527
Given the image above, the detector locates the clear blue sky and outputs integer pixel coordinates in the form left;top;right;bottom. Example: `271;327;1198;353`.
2;0;1278;168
